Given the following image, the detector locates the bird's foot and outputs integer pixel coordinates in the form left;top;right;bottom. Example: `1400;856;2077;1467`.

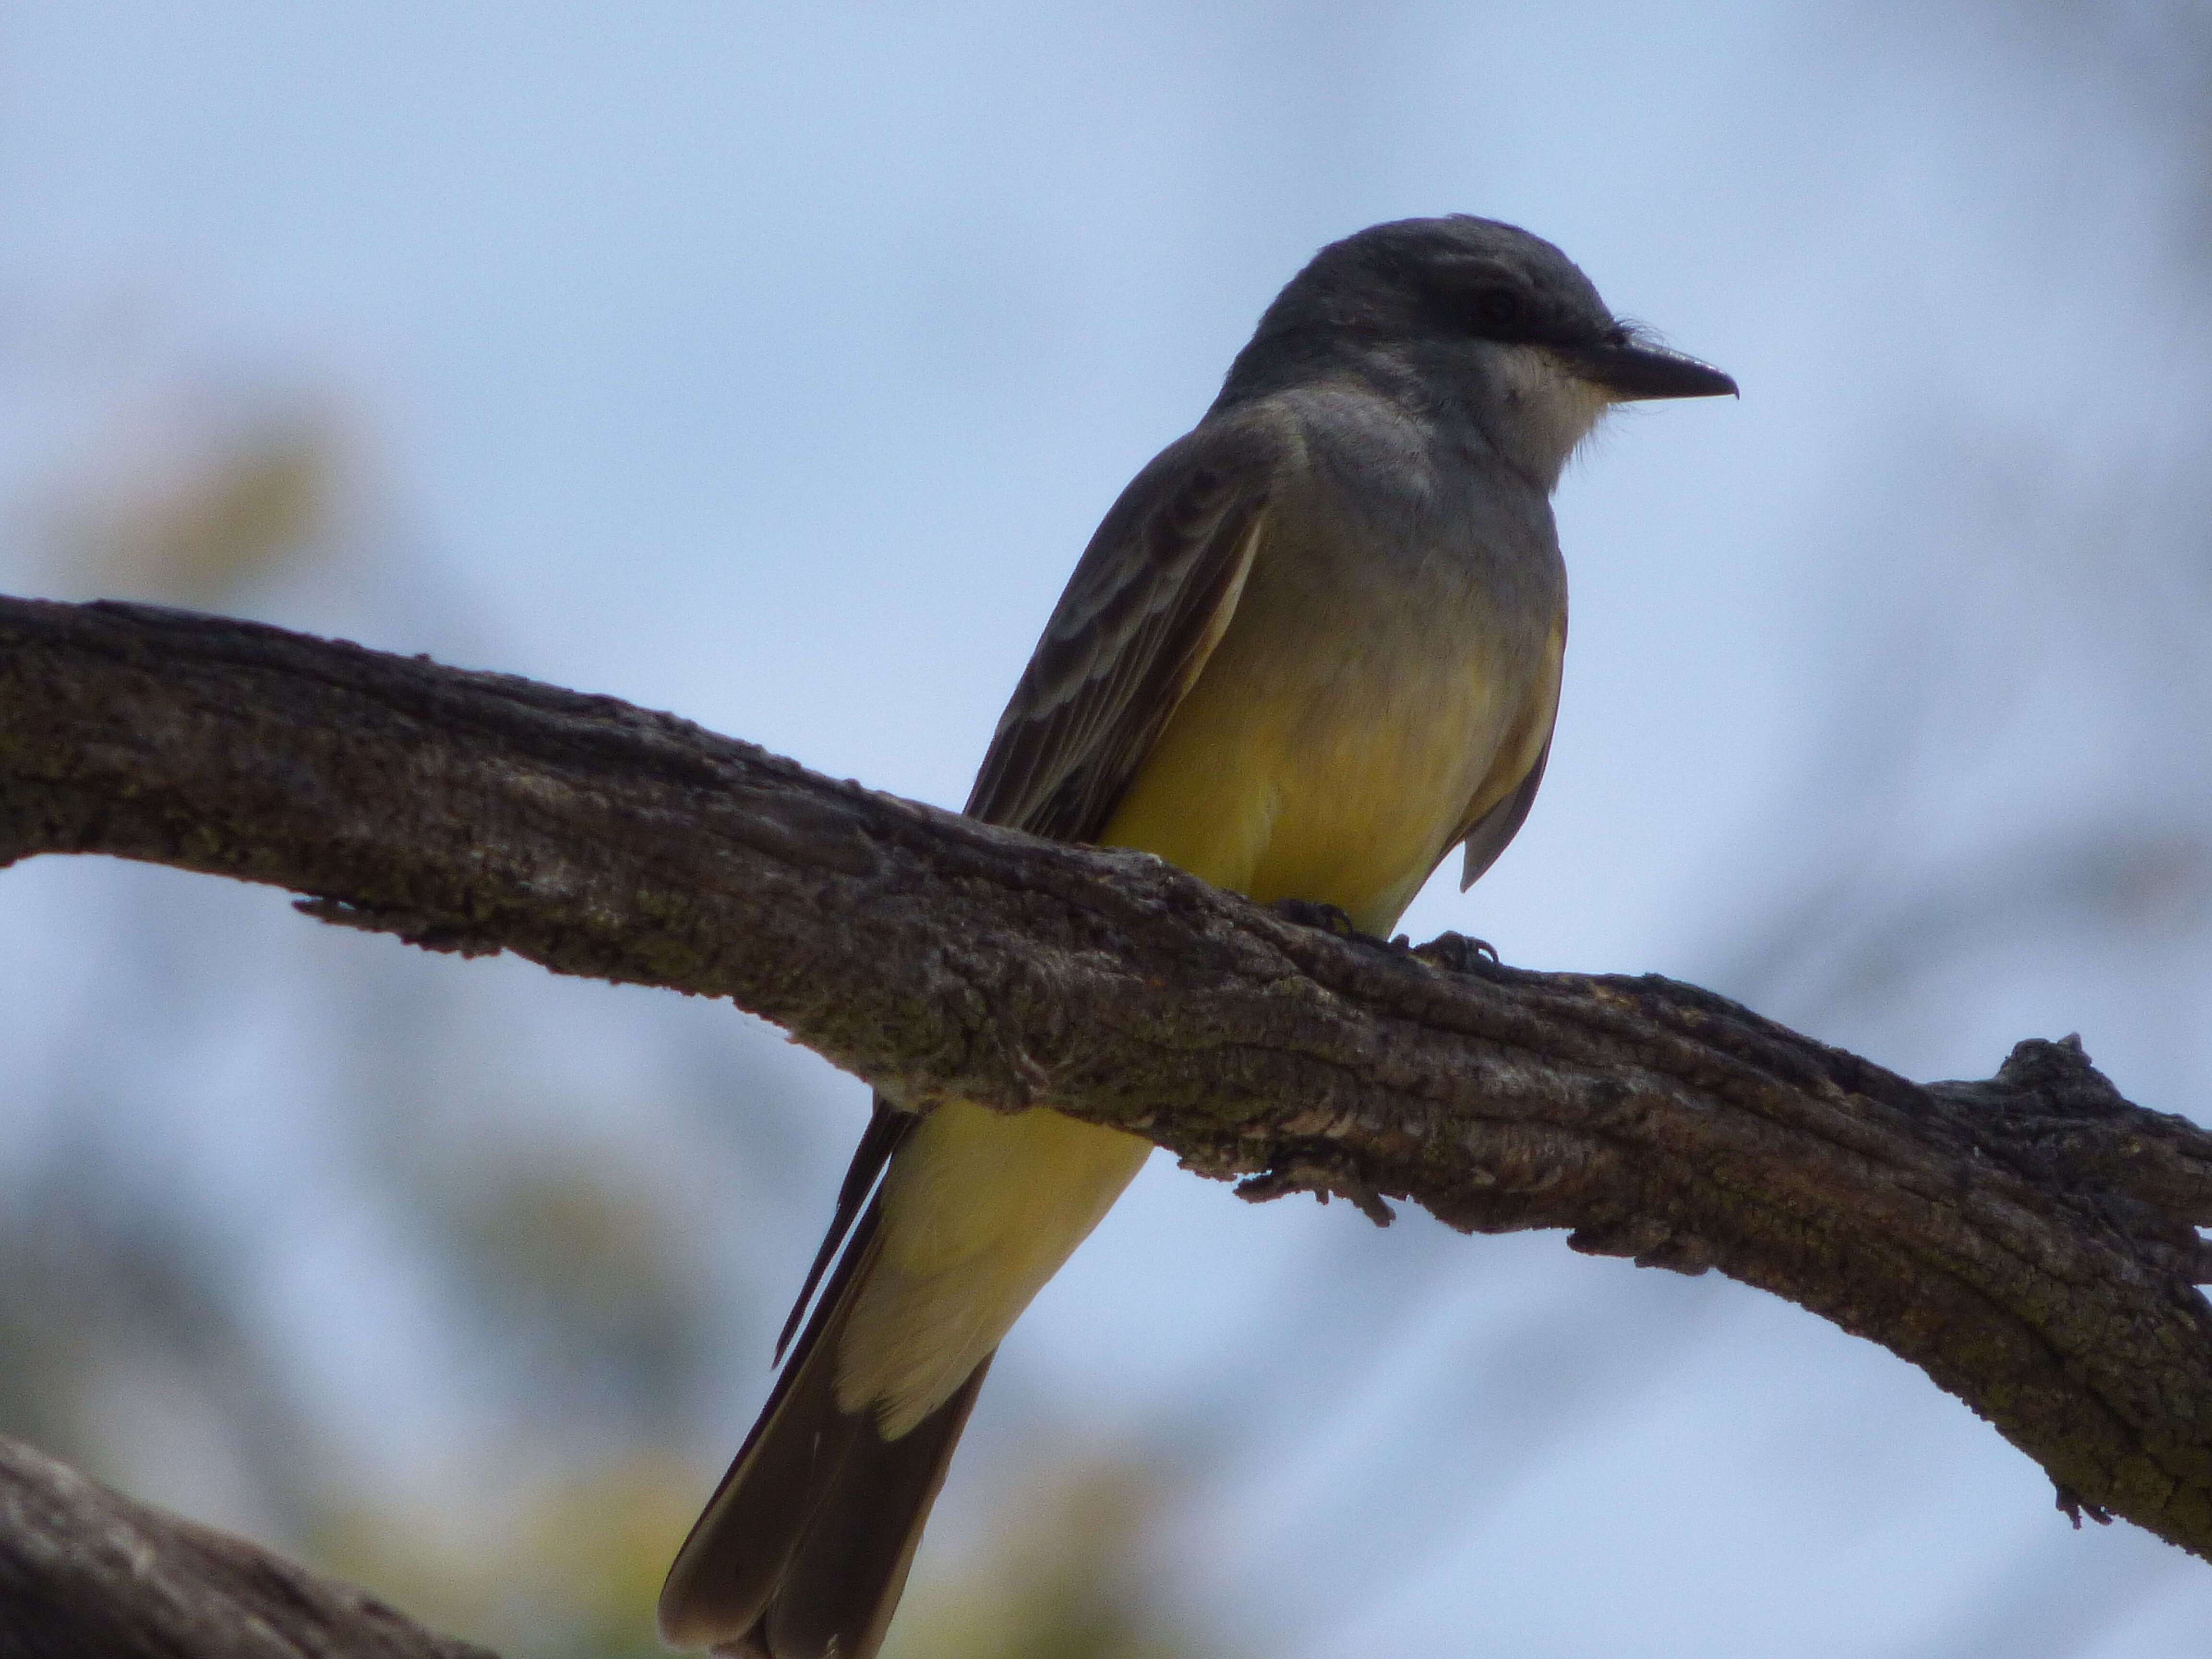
1269;897;1403;953
1409;930;1503;973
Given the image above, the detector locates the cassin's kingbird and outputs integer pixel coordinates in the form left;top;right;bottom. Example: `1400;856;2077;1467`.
658;215;1736;1659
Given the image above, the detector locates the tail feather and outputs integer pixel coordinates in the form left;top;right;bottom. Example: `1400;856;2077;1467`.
659;1202;990;1659
758;1360;989;1659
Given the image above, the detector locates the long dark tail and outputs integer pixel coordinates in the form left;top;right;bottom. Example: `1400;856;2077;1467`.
659;1200;991;1659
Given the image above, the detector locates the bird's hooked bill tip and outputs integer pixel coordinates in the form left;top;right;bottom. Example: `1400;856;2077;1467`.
1556;341;1738;401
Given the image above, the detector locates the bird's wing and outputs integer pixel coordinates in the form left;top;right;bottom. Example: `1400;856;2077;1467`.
772;1096;911;1363
1455;613;1566;890
965;422;1276;838
763;421;1275;1369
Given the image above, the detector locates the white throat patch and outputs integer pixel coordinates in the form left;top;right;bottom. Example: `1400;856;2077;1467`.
1491;342;1616;487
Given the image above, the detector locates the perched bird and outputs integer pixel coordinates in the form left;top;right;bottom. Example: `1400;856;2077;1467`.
659;215;1735;1659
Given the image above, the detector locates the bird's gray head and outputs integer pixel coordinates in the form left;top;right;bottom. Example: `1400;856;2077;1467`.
1217;216;1735;490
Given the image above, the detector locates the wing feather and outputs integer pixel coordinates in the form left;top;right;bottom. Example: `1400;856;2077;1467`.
1454;615;1566;889
679;423;1281;1657
758;426;1276;1382
966;423;1277;840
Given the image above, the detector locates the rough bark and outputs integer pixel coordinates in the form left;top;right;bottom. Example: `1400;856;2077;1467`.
0;1433;499;1659
3;592;2211;1581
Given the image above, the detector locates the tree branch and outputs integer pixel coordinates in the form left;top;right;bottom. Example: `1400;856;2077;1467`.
4;592;2211;1572
0;1432;500;1658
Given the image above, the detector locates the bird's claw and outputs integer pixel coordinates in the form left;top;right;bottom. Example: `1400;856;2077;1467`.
1410;930;1503;973
1271;897;1363;938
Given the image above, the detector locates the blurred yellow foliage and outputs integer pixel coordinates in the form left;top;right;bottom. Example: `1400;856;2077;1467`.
890;1460;1209;1659
55;414;337;604
315;1453;700;1659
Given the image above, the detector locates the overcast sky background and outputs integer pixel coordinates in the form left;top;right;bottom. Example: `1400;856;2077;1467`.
2;5;2210;1658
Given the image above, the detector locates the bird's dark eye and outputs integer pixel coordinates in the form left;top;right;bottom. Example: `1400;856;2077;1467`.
1471;286;1523;330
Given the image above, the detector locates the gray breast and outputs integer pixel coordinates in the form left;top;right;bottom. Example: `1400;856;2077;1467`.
1254;385;1567;669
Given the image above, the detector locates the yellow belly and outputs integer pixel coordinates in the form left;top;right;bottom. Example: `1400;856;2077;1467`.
839;561;1551;1439
1096;634;1508;933
838;1100;1152;1436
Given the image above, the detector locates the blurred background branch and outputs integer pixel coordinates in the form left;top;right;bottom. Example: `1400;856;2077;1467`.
0;1433;502;1659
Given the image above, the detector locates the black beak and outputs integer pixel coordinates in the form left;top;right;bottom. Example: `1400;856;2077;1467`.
1556;340;1738;401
